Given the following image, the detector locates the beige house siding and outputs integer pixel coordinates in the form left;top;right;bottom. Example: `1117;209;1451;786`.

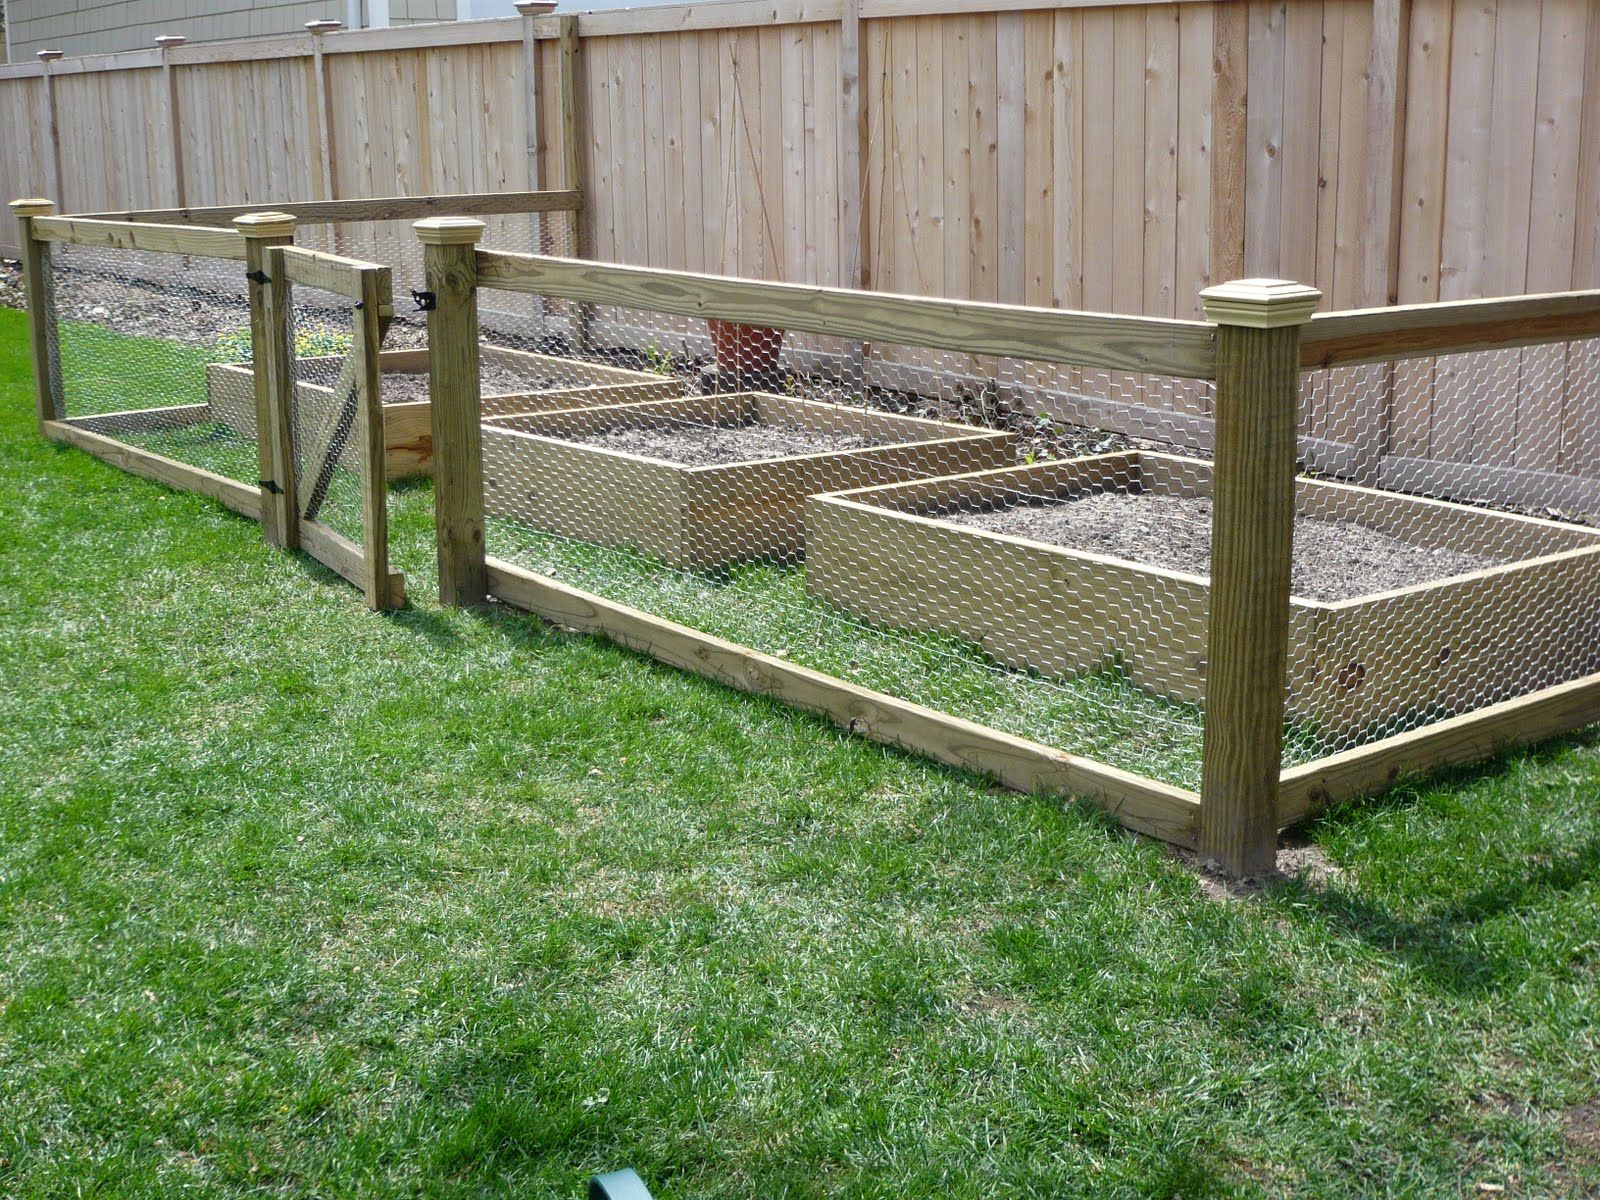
8;0;459;59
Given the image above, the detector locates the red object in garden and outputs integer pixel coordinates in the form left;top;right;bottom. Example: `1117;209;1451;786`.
707;319;784;374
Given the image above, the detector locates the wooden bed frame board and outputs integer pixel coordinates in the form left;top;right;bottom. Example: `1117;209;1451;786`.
206;343;685;478
804;451;1600;738
482;392;1019;570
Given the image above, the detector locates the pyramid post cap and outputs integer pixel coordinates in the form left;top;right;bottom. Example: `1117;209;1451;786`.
414;217;487;245
232;211;297;238
1201;279;1322;328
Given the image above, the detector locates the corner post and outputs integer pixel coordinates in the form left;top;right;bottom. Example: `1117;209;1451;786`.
9;198;63;431
1198;278;1321;876
416;217;488;608
234;211;300;550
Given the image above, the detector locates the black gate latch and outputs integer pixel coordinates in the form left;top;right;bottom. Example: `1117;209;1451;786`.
411;289;437;311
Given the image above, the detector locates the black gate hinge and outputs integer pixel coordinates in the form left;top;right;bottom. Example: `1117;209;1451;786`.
246;269;270;285
259;479;284;495
411;289;437;311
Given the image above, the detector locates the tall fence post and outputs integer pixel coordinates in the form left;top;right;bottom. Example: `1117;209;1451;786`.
557;13;594;353
1198;278;1321;876
155;35;188;210
36;52;66;213
235;211;300;550
9;198;63;432
416;217;488;608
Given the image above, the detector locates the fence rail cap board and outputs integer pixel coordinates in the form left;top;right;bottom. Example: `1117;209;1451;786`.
9;199;56;218
31;215;247;261
1300;289;1600;368
68;190;582;229
476;254;1220;379
233;211;297;239
274;245;393;301
1200;278;1323;328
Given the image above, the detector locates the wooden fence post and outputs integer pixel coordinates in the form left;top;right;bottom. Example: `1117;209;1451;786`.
306;21;342;253
1198;278;1321;876
234;211;300;550
557;13;594;353
416;217;488;608
155;35;188;209
36;51;66;213
9;198;63;432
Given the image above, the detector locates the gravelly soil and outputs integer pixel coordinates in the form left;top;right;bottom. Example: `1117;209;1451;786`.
359;364;566;404
944;490;1509;601
570;423;889;466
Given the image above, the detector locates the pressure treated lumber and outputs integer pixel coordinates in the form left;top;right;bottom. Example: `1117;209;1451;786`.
418;217;489;607
300;517;408;607
9;200;64;430
236;213;299;549
485;557;1201;846
353;265;401;611
73;190;583;229
32;215;246;260
41;420;262;520
1198;279;1321;876
474;253;1219;378
1280;670;1600;824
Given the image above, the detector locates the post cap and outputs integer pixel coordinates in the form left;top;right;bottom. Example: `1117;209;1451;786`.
305;19;344;32
154;34;187;47
9;198;56;217
37;49;64;61
514;1;559;12
414;217;487;245
233;211;297;238
1200;279;1323;329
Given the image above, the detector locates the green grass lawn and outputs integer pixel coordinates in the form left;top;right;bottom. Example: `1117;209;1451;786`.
3;303;1599;1197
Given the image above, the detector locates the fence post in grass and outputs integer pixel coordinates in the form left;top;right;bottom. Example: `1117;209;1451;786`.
234;211;300;550
9;198;63;432
1198;278;1321;876
416;216;488;608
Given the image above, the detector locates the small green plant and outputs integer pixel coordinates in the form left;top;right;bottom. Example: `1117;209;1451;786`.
643;341;676;376
210;323;352;364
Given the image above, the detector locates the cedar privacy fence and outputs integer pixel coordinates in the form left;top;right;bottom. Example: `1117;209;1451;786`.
9;187;1600;873
4;0;1599;518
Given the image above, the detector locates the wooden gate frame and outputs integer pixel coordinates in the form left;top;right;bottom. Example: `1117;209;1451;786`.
9;198;405;611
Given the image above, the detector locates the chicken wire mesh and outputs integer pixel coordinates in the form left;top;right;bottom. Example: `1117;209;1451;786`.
49;240;258;482
1287;338;1600;763
472;284;1222;790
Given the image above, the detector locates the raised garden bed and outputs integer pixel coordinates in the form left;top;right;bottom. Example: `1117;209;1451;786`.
806;451;1600;736
482;392;1017;571
206;345;683;478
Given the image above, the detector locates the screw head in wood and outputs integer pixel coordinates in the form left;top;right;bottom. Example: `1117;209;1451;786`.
9;198;56;217
1200;278;1323;329
414;217;487;245
233;211;297;239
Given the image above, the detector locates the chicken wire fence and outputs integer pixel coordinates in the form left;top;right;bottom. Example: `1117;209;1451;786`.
1289;338;1600;765
471;285;1222;790
49;240;259;482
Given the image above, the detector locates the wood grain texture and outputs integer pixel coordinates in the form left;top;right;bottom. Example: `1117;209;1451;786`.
41;420;262;520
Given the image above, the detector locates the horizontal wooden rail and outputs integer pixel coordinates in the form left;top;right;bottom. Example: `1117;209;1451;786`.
485;557;1201;845
276;246;389;302
1301;290;1600;369
43;420;261;518
1279;671;1600;825
70;189;583;229
476;254;1219;379
32;215;245;260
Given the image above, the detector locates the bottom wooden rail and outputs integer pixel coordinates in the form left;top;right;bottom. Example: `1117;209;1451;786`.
44;419;405;611
300;518;407;610
44;419;261;520
485;557;1201;847
1280;671;1600;825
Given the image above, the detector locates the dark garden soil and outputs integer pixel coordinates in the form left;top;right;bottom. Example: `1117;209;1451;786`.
944;490;1509;601
366;363;571;404
569;422;890;466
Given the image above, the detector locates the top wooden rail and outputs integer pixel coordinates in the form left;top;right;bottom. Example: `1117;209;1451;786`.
475;253;1220;379
1300;289;1600;369
275;244;391;302
31;214;246;260
68;189;583;229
